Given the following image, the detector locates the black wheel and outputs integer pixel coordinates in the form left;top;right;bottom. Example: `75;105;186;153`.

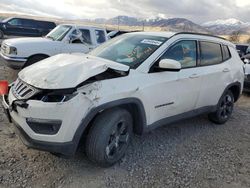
86;108;133;167
208;90;234;124
0;30;4;39
24;55;48;68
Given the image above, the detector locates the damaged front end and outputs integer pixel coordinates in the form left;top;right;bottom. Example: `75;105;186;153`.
6;64;129;141
2;53;130;156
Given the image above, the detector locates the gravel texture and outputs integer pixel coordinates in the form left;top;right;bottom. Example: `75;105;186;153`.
0;58;250;188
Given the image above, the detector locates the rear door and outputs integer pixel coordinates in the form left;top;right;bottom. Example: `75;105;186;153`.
195;41;232;108
21;19;40;36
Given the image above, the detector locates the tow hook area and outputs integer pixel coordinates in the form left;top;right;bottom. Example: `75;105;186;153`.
11;100;29;112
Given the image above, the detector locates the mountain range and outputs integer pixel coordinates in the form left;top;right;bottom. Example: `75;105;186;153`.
88;16;250;35
1;13;249;35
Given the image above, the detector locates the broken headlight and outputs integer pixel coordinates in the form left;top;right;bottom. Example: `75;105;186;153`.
41;93;78;103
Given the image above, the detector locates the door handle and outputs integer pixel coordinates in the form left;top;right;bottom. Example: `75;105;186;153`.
223;68;230;72
189;74;199;79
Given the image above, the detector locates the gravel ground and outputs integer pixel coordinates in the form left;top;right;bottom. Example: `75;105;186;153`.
0;58;250;188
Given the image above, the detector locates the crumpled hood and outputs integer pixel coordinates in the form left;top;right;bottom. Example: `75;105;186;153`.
3;37;53;47
18;54;129;89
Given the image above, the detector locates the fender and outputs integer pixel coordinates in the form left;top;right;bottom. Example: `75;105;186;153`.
222;81;242;102
71;97;147;153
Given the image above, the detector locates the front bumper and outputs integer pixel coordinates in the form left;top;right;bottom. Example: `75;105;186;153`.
1;89;94;156
0;52;27;69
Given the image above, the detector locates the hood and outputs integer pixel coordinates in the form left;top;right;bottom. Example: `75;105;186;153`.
18;54;129;89
3;37;52;46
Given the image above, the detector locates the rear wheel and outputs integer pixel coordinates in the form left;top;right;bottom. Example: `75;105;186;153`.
0;30;4;39
24;55;48;68
86;108;133;167
208;90;234;124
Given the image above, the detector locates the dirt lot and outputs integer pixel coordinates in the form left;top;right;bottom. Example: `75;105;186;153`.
0;59;250;188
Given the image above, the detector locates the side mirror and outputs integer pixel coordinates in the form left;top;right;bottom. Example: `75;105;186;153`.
159;59;181;71
244;59;250;64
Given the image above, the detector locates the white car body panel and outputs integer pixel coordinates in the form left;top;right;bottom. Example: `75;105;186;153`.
18;54;129;89
4;32;244;146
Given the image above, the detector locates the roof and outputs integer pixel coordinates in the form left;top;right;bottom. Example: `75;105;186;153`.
60;24;105;30
127;31;234;47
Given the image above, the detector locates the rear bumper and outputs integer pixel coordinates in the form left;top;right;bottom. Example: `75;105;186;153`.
0;52;26;69
244;80;250;92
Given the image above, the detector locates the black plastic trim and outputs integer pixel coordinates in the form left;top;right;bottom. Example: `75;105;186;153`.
72;98;147;148
13;122;75;157
146;106;217;132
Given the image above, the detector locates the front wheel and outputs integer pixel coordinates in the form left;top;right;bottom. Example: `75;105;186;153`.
85;108;133;167
208;90;234;124
24;55;48;68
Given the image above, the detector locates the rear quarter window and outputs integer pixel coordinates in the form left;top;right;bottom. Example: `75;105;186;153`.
200;41;222;66
222;45;231;61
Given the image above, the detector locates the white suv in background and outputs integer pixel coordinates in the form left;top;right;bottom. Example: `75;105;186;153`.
0;24;108;69
2;32;244;167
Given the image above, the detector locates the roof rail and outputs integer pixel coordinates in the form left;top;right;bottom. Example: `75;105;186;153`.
174;32;227;40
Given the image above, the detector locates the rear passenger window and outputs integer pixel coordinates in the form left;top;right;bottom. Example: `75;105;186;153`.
95;30;106;44
161;40;197;68
21;19;34;27
222;45;231;61
79;29;91;44
200;42;222;66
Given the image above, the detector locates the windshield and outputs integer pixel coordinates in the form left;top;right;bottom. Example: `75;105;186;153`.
46;25;72;41
2;17;12;22
90;34;168;68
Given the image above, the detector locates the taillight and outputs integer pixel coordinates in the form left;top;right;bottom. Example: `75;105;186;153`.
0;80;9;96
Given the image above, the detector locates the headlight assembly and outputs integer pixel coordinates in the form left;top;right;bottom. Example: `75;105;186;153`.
8;46;17;55
41;93;78;103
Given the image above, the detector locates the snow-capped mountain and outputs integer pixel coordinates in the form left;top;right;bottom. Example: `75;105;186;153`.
101;16;209;33
202;18;250;34
83;16;250;35
202;18;246;27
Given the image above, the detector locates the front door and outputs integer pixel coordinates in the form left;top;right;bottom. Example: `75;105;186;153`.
142;40;202;125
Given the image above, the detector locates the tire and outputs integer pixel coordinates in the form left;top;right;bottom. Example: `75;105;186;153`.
24;55;48;68
0;30;4;39
208;90;234;124
86;108;133;167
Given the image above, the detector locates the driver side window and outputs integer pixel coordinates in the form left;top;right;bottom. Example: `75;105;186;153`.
8;18;22;26
161;40;197;68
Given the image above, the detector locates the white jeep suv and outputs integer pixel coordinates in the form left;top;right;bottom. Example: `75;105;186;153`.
1;32;244;167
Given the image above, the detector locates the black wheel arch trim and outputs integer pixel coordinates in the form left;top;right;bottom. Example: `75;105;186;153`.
72;97;147;152
222;81;242;103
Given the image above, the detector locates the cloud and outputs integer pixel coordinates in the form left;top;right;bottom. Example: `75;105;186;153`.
0;0;250;23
